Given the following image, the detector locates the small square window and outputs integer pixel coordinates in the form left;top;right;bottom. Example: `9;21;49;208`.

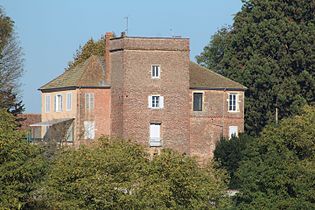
148;95;164;109
152;96;160;108
193;93;203;111
151;65;160;79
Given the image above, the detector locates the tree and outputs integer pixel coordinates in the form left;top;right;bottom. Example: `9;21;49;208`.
40;137;230;209
214;134;253;189
0;109;47;209
234;105;315;209
66;36;106;71
0;7;24;114
197;0;315;135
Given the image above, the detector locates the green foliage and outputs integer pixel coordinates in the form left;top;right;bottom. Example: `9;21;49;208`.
40;137;230;209
197;0;315;135
196;27;231;75
0;109;47;209
66;36;106;71
214;134;253;189
235;105;315;209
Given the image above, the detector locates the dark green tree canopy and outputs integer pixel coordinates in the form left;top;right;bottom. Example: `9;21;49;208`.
197;0;315;135
235;105;315;209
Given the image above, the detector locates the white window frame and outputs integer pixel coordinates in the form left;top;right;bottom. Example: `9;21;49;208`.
151;65;160;79
228;93;239;112
84;121;95;140
148;95;164;109
229;126;238;139
54;94;63;112
85;93;95;111
192;91;204;112
66;93;72;111
45;94;51;113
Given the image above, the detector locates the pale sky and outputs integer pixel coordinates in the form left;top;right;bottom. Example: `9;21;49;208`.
0;0;243;113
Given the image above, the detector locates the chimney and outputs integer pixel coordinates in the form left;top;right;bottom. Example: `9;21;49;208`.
105;32;113;83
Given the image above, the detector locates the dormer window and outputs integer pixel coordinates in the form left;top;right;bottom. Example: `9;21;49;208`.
151;65;160;79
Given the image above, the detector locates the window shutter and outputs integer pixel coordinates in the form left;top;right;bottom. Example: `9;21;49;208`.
60;95;63;111
148;96;152;108
85;93;89;109
160;96;164;108
237;94;240;112
54;95;57;112
90;93;95;110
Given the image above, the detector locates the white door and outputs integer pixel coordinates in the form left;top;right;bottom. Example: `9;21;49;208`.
229;126;238;139
150;123;161;146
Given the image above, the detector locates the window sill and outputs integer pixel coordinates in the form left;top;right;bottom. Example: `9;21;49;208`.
228;110;240;113
150;141;162;147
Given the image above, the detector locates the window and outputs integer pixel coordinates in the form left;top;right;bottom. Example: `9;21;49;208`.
193;92;203;111
150;123;161;147
84;121;95;139
66;93;72;111
151;65;160;79
54;94;62;112
228;93;238;112
45;95;51;113
148;95;164;109
85;93;94;110
229;126;238;139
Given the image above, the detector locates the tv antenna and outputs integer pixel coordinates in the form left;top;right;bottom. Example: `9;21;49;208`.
124;16;129;35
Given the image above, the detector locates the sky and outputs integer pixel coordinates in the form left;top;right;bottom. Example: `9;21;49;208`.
0;0;243;113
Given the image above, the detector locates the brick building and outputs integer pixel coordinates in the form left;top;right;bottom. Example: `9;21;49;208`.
34;32;246;160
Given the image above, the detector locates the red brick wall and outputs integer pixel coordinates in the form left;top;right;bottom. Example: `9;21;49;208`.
189;90;244;162
109;37;191;154
76;88;111;145
109;51;125;137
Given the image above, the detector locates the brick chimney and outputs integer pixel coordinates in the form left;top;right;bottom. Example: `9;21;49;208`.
105;32;113;83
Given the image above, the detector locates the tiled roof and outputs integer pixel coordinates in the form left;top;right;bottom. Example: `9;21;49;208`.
40;55;109;90
40;57;245;91
189;62;246;90
17;114;41;130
